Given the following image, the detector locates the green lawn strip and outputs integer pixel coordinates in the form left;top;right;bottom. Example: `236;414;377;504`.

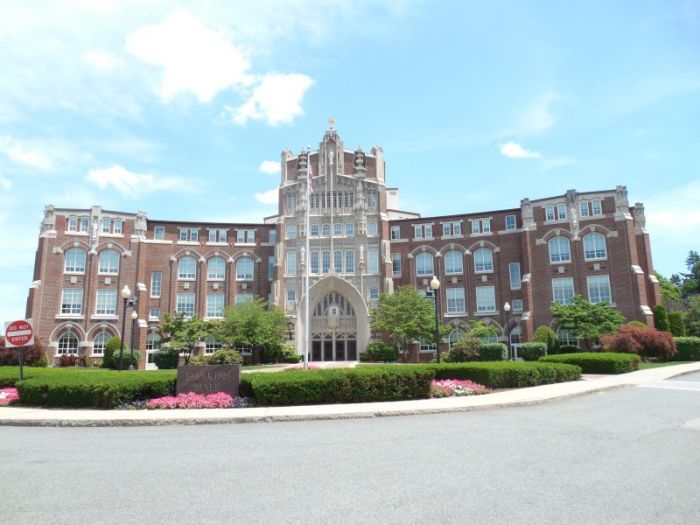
638;361;693;370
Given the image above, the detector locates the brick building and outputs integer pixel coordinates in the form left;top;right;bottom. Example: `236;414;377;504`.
25;125;660;366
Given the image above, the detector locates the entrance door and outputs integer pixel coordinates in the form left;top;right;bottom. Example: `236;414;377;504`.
335;339;346;361
146;350;158;370
347;338;357;360
312;339;322;361
323;336;333;361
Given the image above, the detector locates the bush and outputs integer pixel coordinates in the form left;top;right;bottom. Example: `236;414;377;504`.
518;342;547;361
602;325;677;360
653;304;670;332
207;349;243;365
249;367;434;406
152;348;179;369
532;326;558;353
540;352;639;374
0;338;48;367
101;337;122;369
559;345;578;353
626;321;648;329
478;343;508;361
359;342;399;362
443;338;480;362
673;337;700;361
668;312;686;337
280;344;301;363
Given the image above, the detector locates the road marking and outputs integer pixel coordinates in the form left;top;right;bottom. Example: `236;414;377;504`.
639;380;700;392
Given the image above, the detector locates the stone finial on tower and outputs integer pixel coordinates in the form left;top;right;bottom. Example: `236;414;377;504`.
41;205;56;234
614;185;632;220
520;198;535;230
633;202;647;233
135;211;147;238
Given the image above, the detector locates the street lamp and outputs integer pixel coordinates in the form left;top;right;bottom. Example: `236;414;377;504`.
503;301;512;360
118;285;137;371
129;310;138;370
430;275;441;363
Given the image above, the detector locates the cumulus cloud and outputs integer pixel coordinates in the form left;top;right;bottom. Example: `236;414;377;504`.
499;142;541;159
254;188;278;205
83;50;124;71
86;165;192;198
258;160;281;174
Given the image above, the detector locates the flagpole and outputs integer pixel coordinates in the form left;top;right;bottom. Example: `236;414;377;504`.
304;146;311;370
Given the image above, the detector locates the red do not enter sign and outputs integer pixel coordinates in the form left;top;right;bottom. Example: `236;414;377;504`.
5;320;34;348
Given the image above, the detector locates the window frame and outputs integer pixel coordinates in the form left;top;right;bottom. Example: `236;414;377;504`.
552;277;575;305
415;252;434;276
177;256;197;280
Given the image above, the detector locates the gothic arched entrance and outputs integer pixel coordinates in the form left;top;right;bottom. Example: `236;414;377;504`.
311;292;358;361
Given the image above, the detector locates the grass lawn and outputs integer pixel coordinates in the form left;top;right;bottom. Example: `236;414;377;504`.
0;366;176;386
638;361;693;370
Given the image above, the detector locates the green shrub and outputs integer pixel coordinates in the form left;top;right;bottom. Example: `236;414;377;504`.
359;342;399;362
602;325;676;360
249;367;434;406
532;325;558;353
518;342;547;361
668;312;686;337
626;320;648;329
653;304;670;332
152;348;179;369
673;337;700;361
443;338;480;362
280;344;301;363
540;352;639;374
0;338;49;367
207;349;243;365
559;345;578;353
478;343;508;361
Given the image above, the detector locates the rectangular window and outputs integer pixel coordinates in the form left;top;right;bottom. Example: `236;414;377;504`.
236;229;255;243
102;218;111;234
321;224;331;237
442;223;450;237
587;275;612;304
113;220;123;234
68;216;78;232
591;199;603;216
268;256;274;281
509;262;521;290
471;219;481;233
345;223;354;237
414;225;424;239
442;221;462;237
176;293;196;316
557;204;567;220
286;251;297;277
269;230;276;243
149;307;160;320
367;222;378;236
80;216;89;232
345;250;355;273
392;253;401;277
505;215;517;230
369;287;379;300
179;228;198;242
512;299;523;313
552;278;575;305
236;293;253;304
310;224;320;237
208;228;227;243
154;226;165;240
446;288;466;314
368;248;378;273
391;226;400;240
286;224;297;239
334;250;343;272
471;218;491;233
545;206;555;222
61;288;83;315
334;223;342;236
482;219;491;233
476;286;496;313
150;271;162;298
579;201;590;217
311;251;320;275
286;289;296;309
425;225;433;238
95;289;117;315
322;251;331;274
206;294;225;318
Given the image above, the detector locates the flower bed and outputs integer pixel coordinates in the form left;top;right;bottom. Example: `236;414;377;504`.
145;392;250;409
0;387;19;406
430;379;488;398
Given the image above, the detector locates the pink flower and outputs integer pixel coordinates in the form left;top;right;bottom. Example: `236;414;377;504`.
0;388;20;406
145;392;249;409
430;379;489;398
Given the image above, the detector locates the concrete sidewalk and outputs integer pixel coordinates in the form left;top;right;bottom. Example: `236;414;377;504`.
1;362;698;427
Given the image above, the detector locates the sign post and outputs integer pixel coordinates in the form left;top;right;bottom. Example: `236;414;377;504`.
4;320;35;381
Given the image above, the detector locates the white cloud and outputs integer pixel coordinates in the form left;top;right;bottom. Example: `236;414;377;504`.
0;140;53;171
499;142;541;159
86;165;192;198
254;188;279;205
227;73;314;126
83;49;124;71
0;175;12;190
126;10;253;103
259;160;281;174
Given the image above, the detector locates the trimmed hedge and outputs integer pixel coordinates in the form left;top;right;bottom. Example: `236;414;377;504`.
152;348;179;369
478;343;508;361
359;342;399;362
539;352;639;374
518;342;547;361
247;367;434;406
673;337;700;361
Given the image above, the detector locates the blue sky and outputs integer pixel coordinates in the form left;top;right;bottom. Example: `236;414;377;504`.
1;0;699;326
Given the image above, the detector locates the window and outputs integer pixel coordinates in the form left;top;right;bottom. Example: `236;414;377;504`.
311;251;320;274
101;218;111;234
416;252;434;276
154;226;165;240
95;289;117;315
148;307;160;320
345;250;355;273
61;288;83;315
448;329;464;348
285;192;297;213
269;230;276;244
446;288;465;314
236;229;255;244
545;206;555;222
286;251;297;276
471;218;491;234
98;249;120;274
236;293;253;304
100;218;123;235
414;225;423;239
176;293;195;316
505;215;517;230
546;205;567;221
509;262;521;290
583;232;607;260
413;224;432;239
367;191;378;209
442;221;462;237
334;250;343;272
207;256;226;280
552;278;575;305
474;248;494;273
390;225;400;240
113;219;123;234
392;253;401;277
179;228;199;242
322;251;331;274
587;275;612;304
268;256;274;281
57;331;79;355
204;336;223;354
345;223;354;237
367;222;378;236
321;224;331;237
425;224;433;238
419;339;436;352
206;294;225;318
310;224;320;237
369;287;379;300
334;223;342;236
68;216;78;232
286;289;296;309
591;199;603;216
286;224;297;239
557;204;567;220
178;256;197;280
93;331;109;355
444;250;463;274
208;228;227;243
512;299;523;312
579;201;590;217
64;248;86;273
236;257;254;280
150;271;162;298
368;248;378;273
80;216;89;232
476;286;496;313
557;328;577;347
549;236;571;263
146;332;162;351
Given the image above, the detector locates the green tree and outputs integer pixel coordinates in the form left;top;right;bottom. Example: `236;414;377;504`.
551;295;624;351
668;311;686;337
653;304;670;332
159;313;211;365
532;325;559;353
217;299;288;360
686;296;700;337
371;286;435;360
655;272;682;304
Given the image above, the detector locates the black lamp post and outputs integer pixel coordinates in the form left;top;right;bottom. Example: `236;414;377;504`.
129;310;138;370
430;275;441;363
504;301;512;360
118;285;137;371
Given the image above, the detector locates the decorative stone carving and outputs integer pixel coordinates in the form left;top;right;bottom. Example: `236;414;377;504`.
520;198;535;230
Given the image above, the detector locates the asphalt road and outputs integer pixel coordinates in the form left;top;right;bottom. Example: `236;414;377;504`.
3;373;699;525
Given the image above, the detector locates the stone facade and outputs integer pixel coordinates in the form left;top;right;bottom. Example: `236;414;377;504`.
25;126;660;367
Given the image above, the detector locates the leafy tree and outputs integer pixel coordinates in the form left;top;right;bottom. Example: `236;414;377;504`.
655;272;682;305
217;300;287;359
532;325;559;353
686;250;700;270
159;313;211;365
653;304;670;332
602;325;677;360
686;296;700;337
551;295;624;351
668;311;686;337
445;321;499;362
371;286;435;360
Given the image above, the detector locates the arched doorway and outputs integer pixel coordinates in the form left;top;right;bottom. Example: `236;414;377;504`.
310;291;358;361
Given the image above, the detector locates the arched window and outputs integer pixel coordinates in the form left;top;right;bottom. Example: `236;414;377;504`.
583;232;607;260
98;249;120;274
415;252;434;276
448;328;464;348
146;332;161;351
444;250;463;274
207;256;226;280
549;236;571;263
178;256;197;280
64;248;86;273
236;257;254;280
58;331;79;355
474;248;493;273
93;331;110;356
